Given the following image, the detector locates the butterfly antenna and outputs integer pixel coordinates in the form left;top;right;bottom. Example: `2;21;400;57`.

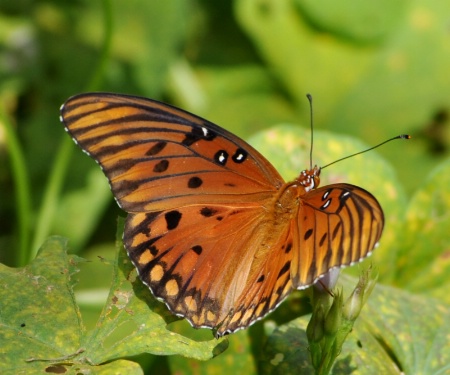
307;94;314;170
321;134;411;170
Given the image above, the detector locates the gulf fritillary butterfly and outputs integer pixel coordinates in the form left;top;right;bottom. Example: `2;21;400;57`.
60;92;385;337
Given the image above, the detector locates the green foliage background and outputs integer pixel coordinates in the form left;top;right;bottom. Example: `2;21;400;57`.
1;0;449;374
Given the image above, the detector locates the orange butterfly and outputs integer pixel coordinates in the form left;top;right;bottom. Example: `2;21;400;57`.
60;93;384;337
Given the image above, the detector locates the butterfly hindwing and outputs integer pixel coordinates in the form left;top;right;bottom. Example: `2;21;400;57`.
124;200;298;336
216;218;299;335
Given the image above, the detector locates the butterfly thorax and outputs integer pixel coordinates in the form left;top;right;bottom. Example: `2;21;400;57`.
268;166;320;222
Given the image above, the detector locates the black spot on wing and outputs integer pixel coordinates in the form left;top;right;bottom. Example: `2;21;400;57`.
321;189;331;200
285;242;293;254
304;228;313;241
320;199;332;210
332;222;342;240
146;141;167;156
127;235;163;259
129;212;161;237
319;232;328;247
153;159;169;172
188;176;203;188
149;245;159;256
338;190;351;211
165;210;182;230
277;261;291;278
214;150;229;166
196;125;217;141
181;133;200;147
181;126;217;146
232;148;247;163
200;207;218;217
191;245;203;255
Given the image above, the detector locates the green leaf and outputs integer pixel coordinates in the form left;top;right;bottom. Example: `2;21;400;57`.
237;0;450;132
395;156;450;302
168;329;257;374
0;236;87;373
0;234;226;373
261;275;450;374
293;0;407;43
0;237;142;373
235;0;378;117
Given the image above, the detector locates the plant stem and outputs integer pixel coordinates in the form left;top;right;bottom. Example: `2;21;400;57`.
0;107;32;266
29;0;113;259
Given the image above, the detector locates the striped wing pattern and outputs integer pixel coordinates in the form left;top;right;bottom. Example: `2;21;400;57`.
293;184;383;288
60;93;284;212
60;92;384;337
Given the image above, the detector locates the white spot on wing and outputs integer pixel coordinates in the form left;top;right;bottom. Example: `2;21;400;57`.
321;199;331;209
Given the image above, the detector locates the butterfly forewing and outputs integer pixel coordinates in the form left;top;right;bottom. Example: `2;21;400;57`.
292;183;384;287
61;93;284;212
60;92;386;337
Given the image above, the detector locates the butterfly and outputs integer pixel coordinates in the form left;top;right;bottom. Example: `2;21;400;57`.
60;92;384;337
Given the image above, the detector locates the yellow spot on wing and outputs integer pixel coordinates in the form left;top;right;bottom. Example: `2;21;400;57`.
192;314;205;326
241;308;254;324
184;296;197;312
165;279;179;296
150;264;164;281
206;311;216;323
255;303;265;318
269;294;278;308
229;311;242;325
138;249;154;265
192;315;199;325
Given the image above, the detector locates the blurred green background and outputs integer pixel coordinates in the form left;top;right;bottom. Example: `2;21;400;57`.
1;0;449;373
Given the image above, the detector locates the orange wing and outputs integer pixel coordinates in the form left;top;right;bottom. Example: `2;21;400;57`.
124;203;297;337
60;93;284;212
291;183;384;288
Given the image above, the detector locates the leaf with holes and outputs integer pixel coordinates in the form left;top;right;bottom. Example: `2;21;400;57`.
0;234;225;374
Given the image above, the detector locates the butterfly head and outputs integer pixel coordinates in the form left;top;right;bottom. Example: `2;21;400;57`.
298;165;321;192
